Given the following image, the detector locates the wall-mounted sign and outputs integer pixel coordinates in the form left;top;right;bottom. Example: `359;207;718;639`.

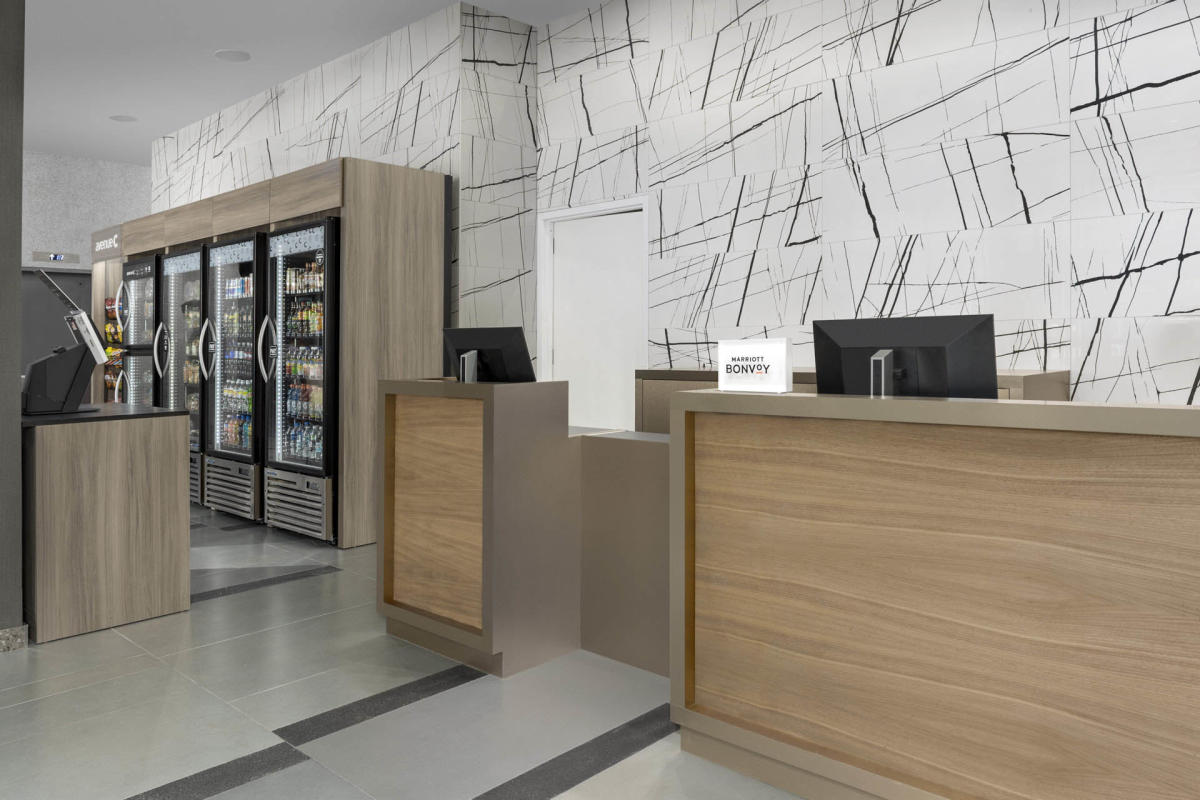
92;225;122;261
32;250;80;265
717;338;793;394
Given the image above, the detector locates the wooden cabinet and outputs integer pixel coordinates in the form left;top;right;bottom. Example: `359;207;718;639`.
212;182;270;235
269;160;343;222
121;212;166;255
163;199;213;245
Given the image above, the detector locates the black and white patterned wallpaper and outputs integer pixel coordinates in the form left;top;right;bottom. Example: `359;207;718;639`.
151;4;539;351
153;0;1200;402
536;0;1200;403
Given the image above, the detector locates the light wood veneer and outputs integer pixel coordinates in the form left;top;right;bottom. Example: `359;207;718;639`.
121;212;166;255
388;393;484;631
163;199;212;244
269;160;342;222
23;414;189;642
212;183;270;235
677;402;1200;800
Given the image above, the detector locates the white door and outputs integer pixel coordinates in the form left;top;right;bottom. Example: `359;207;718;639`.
550;211;646;430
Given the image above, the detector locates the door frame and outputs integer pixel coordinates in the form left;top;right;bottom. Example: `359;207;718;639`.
535;196;651;381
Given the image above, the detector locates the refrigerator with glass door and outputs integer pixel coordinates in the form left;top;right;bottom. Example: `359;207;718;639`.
201;235;266;520
158;248;205;503
113;255;159;407
261;218;339;541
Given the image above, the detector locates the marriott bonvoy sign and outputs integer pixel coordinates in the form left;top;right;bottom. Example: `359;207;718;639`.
717;339;793;394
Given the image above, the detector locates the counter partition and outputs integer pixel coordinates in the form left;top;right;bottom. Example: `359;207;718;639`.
669;390;1200;800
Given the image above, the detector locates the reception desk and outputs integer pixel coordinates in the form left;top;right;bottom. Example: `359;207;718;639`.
378;379;580;676
637;368;1069;433
22;405;190;643
670;391;1199;800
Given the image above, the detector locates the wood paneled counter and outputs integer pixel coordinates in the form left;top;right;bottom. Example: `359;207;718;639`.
670;390;1200;800
22;405;189;642
378;380;580;676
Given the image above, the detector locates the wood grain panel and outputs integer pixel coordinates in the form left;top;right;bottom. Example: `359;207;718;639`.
122;212;166;255
25;416;189;642
163;199;212;244
269;159;343;222
690;413;1200;800
339;159;445;547
212;182;269;235
390;394;483;631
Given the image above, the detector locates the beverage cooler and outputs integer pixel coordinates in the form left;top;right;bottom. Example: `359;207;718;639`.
201;235;266;520
158;249;204;503
261;219;339;541
114;255;158;406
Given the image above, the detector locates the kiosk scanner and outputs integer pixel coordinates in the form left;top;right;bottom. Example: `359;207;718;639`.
22;270;107;415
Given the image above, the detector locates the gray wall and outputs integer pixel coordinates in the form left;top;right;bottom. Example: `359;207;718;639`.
21;269;91;372
22;150;149;270
0;1;24;631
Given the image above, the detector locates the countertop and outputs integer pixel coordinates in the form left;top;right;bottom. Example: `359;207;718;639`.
22;403;187;428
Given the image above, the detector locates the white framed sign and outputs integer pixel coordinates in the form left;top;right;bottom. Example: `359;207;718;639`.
717;338;792;394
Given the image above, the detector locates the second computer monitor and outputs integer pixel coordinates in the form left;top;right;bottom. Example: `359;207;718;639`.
443;327;536;383
813;315;997;399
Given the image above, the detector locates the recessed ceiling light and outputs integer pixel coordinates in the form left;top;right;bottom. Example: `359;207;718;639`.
108;114;137;123
214;49;251;62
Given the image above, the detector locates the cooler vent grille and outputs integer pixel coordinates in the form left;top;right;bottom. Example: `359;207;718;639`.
203;457;259;520
265;469;331;541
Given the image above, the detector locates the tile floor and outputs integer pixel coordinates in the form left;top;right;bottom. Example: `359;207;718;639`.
0;507;795;800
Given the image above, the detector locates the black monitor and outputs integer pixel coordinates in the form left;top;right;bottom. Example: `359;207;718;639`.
22;270;107;414
813;315;997;399
443;327;535;383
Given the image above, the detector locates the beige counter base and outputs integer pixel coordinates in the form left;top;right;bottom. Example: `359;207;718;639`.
678;726;946;800
386;618;503;676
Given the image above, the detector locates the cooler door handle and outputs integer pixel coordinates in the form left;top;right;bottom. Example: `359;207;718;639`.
152;322;166;377
115;281;128;338
198;319;214;380
115;370;128;404
257;316;276;381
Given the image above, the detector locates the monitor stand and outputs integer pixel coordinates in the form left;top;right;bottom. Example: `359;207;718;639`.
459;350;479;384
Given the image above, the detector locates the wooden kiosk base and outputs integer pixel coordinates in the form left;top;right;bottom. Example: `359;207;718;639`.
378;379;581;676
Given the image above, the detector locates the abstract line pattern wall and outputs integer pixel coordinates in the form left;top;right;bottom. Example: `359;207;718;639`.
151;4;539;352
537;0;1200;403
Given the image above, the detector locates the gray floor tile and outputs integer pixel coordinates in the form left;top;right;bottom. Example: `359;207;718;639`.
0;681;281;800
232;641;457;730
161;603;396;701
0;629;146;692
554;733;797;800
117;570;375;657
0;653;159;712
0;661;194;747
210;760;373;800
190;565;326;595
300;651;668;800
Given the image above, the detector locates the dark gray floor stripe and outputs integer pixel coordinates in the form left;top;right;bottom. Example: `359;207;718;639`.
190;565;340;602
275;664;486;746
125;742;307;800
473;704;678;800
220;521;262;531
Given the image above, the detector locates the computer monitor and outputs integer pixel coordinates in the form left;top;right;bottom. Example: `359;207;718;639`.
443;327;535;383
813;315;997;399
22;270;107;414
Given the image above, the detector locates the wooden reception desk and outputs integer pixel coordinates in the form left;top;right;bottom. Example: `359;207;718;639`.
378;379;580;676
670;390;1200;800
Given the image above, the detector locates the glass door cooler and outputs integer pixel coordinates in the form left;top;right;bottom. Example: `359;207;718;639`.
159;248;204;503
262;218;339;541
114;255;158;406
201;235;266;520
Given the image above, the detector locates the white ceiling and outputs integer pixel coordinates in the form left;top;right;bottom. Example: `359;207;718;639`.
24;0;587;166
